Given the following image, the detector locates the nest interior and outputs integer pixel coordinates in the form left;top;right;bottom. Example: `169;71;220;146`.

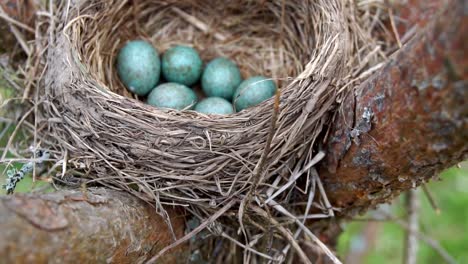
89;1;308;98
40;0;391;257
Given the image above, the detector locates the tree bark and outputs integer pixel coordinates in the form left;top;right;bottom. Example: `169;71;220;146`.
0;188;186;264
320;0;467;213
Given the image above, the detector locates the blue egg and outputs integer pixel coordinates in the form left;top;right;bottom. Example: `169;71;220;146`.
233;76;277;111
201;57;242;101
195;97;234;115
117;40;160;96
147;83;197;110
162;45;203;86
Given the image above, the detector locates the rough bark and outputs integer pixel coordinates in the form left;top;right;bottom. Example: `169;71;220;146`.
320;0;467;213
0;188;186;264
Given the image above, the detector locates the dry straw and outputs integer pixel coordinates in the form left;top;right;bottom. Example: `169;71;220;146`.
29;0;394;261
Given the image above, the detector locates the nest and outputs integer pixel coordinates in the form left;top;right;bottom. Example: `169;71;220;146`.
37;0;394;261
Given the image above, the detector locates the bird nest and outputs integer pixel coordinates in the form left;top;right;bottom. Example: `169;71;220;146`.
36;0;394;261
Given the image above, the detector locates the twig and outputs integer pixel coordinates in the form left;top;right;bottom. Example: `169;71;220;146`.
265;151;324;204
314;167;335;217
171;7;227;41
379;210;457;264
0;5;35;33
0;123;12;141
404;189;420;264
146;199;237;264
2;149;50;194
1;107;34;161
252;206;312;264
9;25;31;56
238;87;281;248
280;0;286;41
267;199;342;264
349;217;394;222
220;232;275;261
246;87;281;200
388;8;402;48
422;184;440;214
279;171;318;260
1;67;22;91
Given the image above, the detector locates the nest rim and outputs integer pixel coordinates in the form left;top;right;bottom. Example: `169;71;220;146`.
39;0;393;250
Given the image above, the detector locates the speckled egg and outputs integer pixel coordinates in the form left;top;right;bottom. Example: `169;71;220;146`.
201;57;242;101
147;83;197;110
195;97;234;115
233;76;277;111
117;40;160;96
162;45;203;86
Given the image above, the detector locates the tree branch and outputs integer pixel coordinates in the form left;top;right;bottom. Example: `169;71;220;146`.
0;188;187;263
404;189;420;264
320;0;467;213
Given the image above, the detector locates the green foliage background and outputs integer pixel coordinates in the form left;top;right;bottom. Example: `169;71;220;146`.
338;165;468;264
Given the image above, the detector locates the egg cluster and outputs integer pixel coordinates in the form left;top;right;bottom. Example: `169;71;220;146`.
117;40;277;115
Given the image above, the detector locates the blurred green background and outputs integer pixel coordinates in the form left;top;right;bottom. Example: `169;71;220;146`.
338;165;468;264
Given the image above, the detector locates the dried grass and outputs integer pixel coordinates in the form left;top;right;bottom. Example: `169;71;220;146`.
25;0;395;262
